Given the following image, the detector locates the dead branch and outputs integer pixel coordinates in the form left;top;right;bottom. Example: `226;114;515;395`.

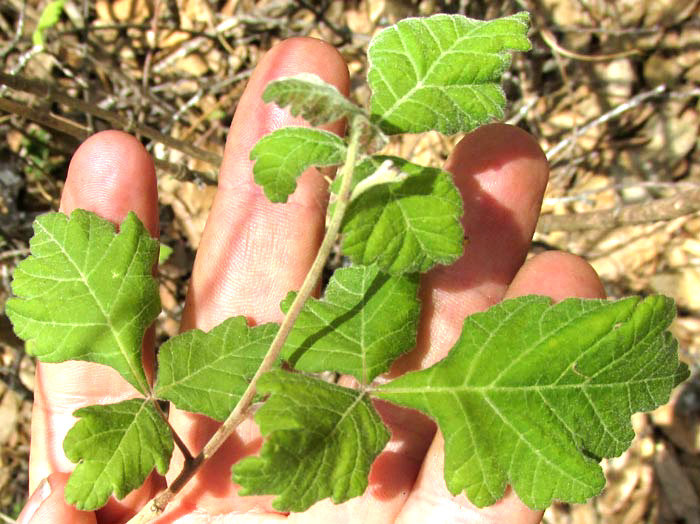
536;189;700;233
0;72;222;177
0;96;217;186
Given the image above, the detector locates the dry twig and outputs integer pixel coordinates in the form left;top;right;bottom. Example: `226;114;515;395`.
537;189;700;233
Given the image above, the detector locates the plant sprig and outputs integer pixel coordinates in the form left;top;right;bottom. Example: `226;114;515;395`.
7;11;689;522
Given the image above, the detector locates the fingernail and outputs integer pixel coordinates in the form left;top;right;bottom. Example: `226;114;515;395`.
17;478;52;524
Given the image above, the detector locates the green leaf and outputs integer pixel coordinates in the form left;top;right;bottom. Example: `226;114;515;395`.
233;370;389;512
63;399;173;510
158;243;173;265
368;12;531;135
251;127;346;203
7;210;160;393
33;0;66;46
376;295;689;509
263;73;366;127
282;265;420;384
155;317;278;421
340;156;464;274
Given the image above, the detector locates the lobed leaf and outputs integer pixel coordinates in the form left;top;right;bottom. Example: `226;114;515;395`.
263;74;387;150
282;265;420;384
263;73;366;126
251;127;346;202
155;316;278;421
63;399;173;510
6;210;160;393
339;156;464;274
377;295;689;509
233;370;389;512
368;12;531;134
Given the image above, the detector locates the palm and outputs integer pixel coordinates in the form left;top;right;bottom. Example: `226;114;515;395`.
22;37;604;524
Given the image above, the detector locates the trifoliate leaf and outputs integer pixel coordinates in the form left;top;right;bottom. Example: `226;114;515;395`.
340;156;464;274
233;370;389;511
7;210;160;393
251;127;346;203
263;73;366;127
155;316;278;421
282;265;420;384
63;399;173;510
368;12;531;135
377;295;689;509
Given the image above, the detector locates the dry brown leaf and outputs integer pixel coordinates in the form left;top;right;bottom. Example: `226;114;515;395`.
590;218;685;284
0;388;19;446
650;267;700;312
570;503;597;524
158;177;216;249
652;385;700;454
644;0;700;26
594;59;635;106
95;0;151;23
654;441;700;524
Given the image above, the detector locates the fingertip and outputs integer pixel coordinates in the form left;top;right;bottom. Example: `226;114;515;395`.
447;123;548;180
431;124;549;297
60;130;158;236
506;251;606;301
220;36;350;194
262;37;350;96
18;473;96;524
447;124;549;248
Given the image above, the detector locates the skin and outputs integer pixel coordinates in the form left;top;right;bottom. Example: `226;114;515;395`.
17;37;606;524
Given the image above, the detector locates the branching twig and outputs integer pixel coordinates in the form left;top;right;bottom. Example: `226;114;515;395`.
546;85;667;161
539;27;641;62
0;0;26;60
536;189;700;233
0;96;217;185
126;119;364;524
0;73;223;174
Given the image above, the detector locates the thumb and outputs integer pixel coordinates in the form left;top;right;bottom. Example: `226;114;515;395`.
17;473;97;524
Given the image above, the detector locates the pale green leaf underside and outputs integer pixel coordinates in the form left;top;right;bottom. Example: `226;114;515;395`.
233;370;389;512
155;316;278;421
340;156;464;274
377;295;689;509
282;265;420;384
251;127;346;202
63;399;173;510
368;12;531;134
6;210;160;393
263;73;366;126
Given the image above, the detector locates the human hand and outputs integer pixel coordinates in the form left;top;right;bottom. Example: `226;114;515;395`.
17;37;605;524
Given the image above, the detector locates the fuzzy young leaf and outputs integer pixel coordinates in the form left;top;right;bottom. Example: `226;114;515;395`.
377;295;689;509
251;127;346;202
6;210;159;393
63;399;173;510
233;370;389;512
339;156;463;274
155;317;278;421
282;265;420;384
263;73;366;126
368;12;531;134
